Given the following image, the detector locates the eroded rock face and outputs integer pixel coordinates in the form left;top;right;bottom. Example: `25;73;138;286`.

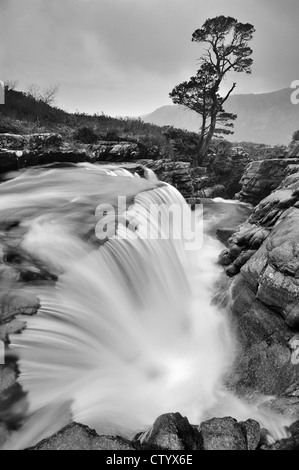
28;423;135;451
27;414;262;451
216;172;299;396
236;159;299;205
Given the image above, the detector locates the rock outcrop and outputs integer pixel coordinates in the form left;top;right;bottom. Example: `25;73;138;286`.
143;159;194;200
26;413;265;451
27;423;135;451
134;413;201;450
236;158;299;205
217;171;299;397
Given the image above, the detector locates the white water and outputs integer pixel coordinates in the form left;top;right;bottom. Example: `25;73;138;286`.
0;164;290;449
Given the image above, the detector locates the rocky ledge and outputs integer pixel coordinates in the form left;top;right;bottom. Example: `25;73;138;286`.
216;171;299;400
25;412;299;451
236;158;299;205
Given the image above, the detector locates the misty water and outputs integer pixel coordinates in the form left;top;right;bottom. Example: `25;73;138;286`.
0;164;291;449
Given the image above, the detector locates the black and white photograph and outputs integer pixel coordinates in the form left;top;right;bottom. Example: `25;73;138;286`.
0;0;299;455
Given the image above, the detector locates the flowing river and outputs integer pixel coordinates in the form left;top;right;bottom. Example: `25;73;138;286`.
0;163;290;449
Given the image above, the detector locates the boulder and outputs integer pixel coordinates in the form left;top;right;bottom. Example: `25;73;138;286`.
28;423;135;451
0;290;40;324
198;417;247;450
134;413;201;450
240;419;261;450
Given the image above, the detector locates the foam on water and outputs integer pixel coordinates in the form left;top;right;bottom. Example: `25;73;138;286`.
0;164;290;449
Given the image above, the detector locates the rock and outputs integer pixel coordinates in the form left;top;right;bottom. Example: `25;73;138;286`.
236;158;299;205
0;149;94;173
0;365;17;395
240;419;261;450
264;420;299;450
28;423;135;451
259;397;299;421
134;413;201;450
146;160;194;200
216;227;236;246
0;290;40;324
0;423;10;448
198;417;247;450
0;134;25;150
27;133;62;150
197;184;226;199
205;150;251;198
94;141;141;162
0;319;26;342
224;275;299;396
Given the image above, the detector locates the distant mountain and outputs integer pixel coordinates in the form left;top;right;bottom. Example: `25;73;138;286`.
142;88;299;145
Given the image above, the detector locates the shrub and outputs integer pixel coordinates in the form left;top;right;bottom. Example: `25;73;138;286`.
73;126;98;144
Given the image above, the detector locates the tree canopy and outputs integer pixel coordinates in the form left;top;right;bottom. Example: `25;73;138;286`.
170;16;255;164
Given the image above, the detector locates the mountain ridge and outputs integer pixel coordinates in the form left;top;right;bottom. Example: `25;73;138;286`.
141;88;299;145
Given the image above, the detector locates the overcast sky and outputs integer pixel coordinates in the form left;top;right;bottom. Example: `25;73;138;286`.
1;0;298;116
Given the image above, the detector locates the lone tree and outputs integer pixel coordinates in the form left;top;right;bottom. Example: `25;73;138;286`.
170;16;255;163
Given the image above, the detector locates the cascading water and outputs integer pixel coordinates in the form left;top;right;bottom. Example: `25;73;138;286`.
0;164;291;449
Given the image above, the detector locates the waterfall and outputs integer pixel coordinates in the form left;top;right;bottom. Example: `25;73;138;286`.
0;164;289;449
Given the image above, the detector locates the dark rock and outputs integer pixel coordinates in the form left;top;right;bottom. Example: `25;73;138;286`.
199;417;247;450
134;413;201;450
28;422;135;451
0;319;27;342
0;134;25;150
264;420;299;450
236;159;299;205
240;419;261;450
27;133;62;150
0;149;94;173
0;364;17;395
0;422;10;448
0;290;40;324
259;397;299;421
216;227;236;245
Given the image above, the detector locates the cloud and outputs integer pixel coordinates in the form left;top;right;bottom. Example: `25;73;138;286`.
1;0;298;115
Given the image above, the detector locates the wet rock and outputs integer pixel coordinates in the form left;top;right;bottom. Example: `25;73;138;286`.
264;420;299;450
216;227;236;245
240;419;261;450
0;134;25;150
236;158;299;205
224;275;299;396
0;149;94;173
135;413;201;450
0;365;17;395
94;141;141;162
0;319;27;342
198;417;247;450
259;397;299;421
0;423;10;448
28;423;135;450
197;184;226;199
0;290;40;323
27;133;62;150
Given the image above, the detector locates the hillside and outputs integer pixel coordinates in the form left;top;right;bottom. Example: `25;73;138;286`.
142;88;299;145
